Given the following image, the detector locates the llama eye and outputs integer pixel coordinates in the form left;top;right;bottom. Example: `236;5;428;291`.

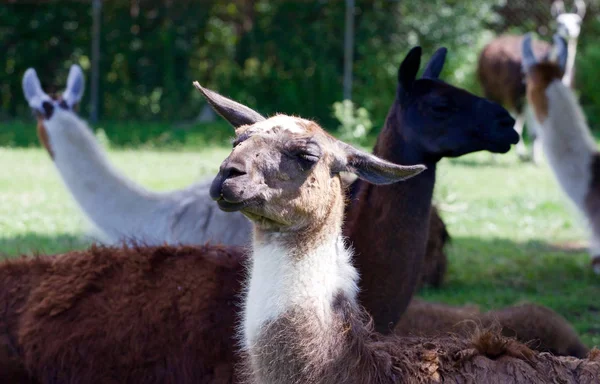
296;152;320;170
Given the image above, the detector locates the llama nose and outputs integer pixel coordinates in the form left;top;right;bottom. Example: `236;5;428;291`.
209;162;247;201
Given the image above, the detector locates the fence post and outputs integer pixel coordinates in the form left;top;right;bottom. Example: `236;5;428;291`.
90;0;102;124
343;0;355;101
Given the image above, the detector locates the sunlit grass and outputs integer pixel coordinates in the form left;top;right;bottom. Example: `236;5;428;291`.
0;142;598;348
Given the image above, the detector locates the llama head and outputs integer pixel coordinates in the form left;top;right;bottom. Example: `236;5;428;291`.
194;83;425;233
394;46;519;160
22;65;85;158
522;33;568;123
552;0;585;40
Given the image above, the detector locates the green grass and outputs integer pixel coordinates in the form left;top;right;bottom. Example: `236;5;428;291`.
0;138;599;348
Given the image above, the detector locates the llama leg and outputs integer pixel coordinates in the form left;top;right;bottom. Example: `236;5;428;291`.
526;105;542;165
514;113;528;161
588;236;600;275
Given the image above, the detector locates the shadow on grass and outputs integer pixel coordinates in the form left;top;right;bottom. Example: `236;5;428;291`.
0;232;93;259
418;235;600;347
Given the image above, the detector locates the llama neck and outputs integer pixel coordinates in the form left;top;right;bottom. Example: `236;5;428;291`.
536;81;596;214
562;39;578;88
243;195;360;381
344;108;436;333
44;112;164;242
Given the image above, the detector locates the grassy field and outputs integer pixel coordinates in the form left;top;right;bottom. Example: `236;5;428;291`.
0;141;599;348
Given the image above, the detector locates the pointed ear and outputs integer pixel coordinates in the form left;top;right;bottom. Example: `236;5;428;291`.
62;64;85;109
398;46;422;93
422;47;447;79
521;33;538;74
336;142;426;185
22;68;51;112
193;82;266;128
550;34;568;72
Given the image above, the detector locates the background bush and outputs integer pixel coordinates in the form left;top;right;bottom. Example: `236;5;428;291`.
1;0;599;147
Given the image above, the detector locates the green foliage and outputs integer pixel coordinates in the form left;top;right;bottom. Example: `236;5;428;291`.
332;99;373;145
3;0;600;141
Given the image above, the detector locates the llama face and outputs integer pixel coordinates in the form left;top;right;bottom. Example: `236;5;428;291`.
557;13;583;40
22;65;85;158
195;83;425;233
396;47;519;159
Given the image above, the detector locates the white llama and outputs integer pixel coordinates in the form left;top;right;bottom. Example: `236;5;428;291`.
522;33;600;274
22;65;251;246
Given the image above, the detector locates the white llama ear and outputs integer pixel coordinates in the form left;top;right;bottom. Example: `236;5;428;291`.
22;68;52;112
549;34;569;72
552;0;565;17
62;64;85;108
336;142;426;185
192;81;266;128
521;33;538;74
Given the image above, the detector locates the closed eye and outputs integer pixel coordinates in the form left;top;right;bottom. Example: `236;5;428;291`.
232;132;251;147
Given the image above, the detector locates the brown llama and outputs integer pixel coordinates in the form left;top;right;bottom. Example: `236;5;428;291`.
1;244;245;383
477;0;585;163
201;83;600;383
395;299;589;358
418;205;449;288
344;46;519;333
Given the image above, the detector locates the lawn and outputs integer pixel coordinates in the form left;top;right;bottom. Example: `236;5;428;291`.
0;139;598;348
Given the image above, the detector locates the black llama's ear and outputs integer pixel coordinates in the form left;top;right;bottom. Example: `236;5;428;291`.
193;82;266;128
421;47;447;79
398;46;422;95
334;141;426;185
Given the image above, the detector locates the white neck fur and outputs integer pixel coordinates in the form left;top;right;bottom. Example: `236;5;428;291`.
242;230;359;349
44;109;167;243
562;39;578;88
537;80;596;212
536;80;600;259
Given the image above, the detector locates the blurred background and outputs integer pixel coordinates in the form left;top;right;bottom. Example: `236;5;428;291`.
2;0;600;147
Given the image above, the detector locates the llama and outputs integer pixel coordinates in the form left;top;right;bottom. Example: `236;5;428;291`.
1;80;588;383
477;0;584;163
394;299;589;358
21;64;446;289
22;65;251;247
344;46;519;332
522;33;600;274
200;83;600;384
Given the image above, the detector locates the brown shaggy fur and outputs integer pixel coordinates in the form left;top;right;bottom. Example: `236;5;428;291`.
396;299;590;358
244;291;600;384
0;248;591;382
0;244;245;384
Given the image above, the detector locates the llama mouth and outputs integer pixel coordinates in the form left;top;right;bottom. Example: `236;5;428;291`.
216;199;247;212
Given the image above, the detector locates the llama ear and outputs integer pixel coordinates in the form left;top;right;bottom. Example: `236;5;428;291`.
551;0;565;17
62;64;85;109
550;34;568;72
421;47;447;79
398;46;422;93
22;68;52;113
336;142;426;185
193;82;266;128
521;33;538;74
